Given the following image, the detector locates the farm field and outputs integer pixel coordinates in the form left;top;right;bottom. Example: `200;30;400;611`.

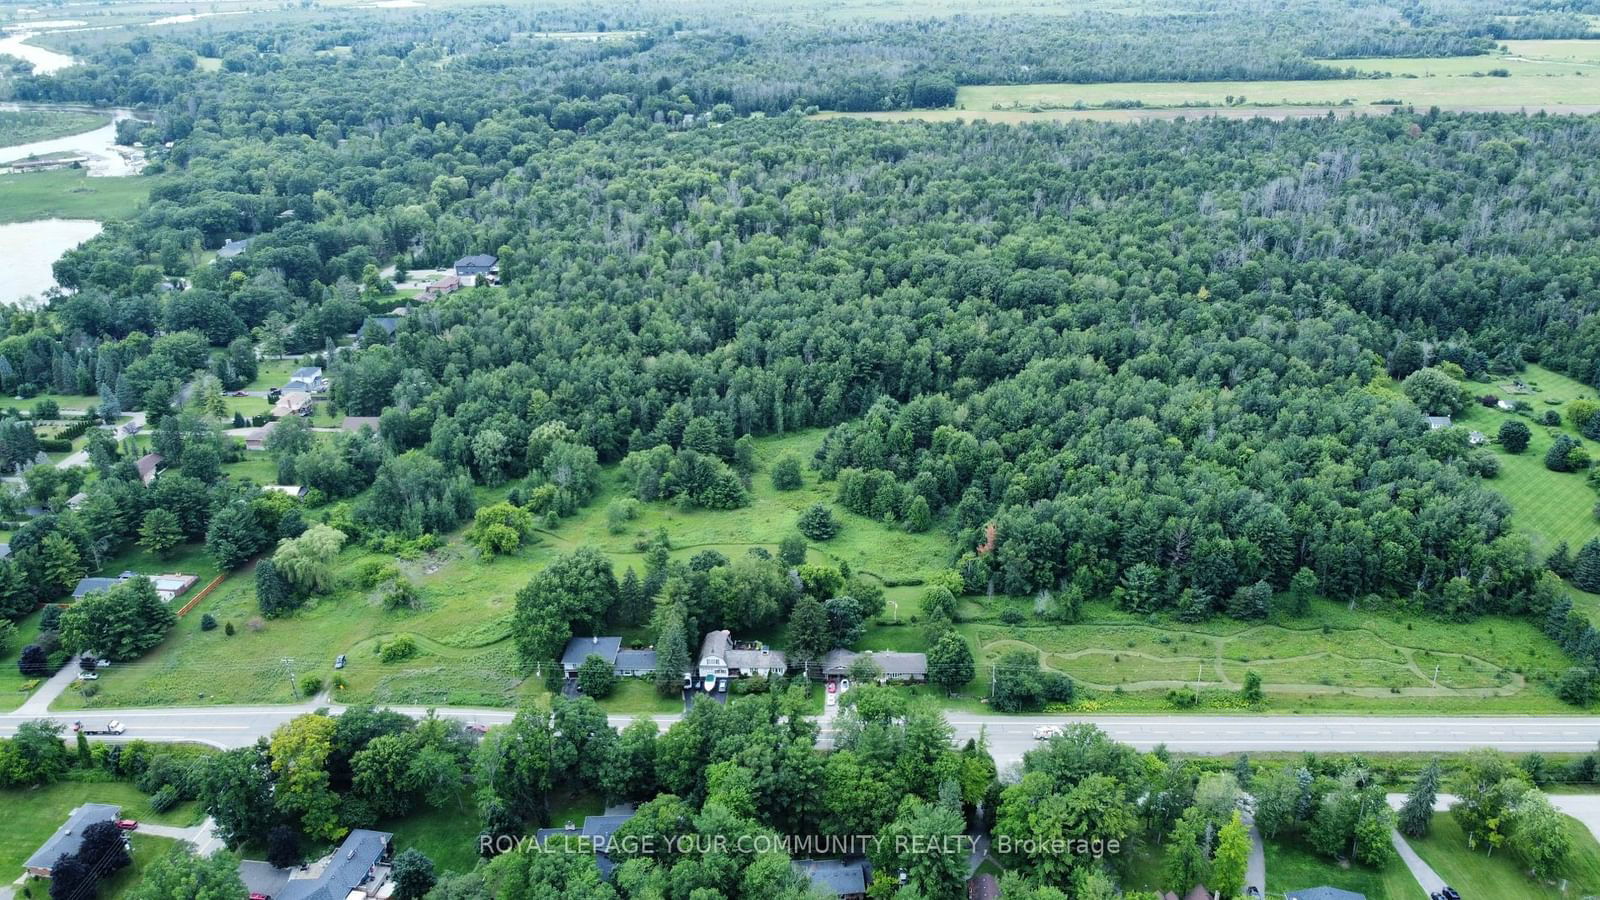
1408;810;1600;897
820;41;1600;124
0;169;157;224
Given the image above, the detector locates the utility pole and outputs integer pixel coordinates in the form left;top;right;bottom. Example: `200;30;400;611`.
282;658;296;697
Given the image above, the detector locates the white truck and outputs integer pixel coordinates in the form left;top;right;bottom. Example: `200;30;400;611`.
73;720;126;736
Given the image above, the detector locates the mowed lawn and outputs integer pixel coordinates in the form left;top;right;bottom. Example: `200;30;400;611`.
1265;835;1419;900
0;780;201;878
0;169;158;224
1408;810;1600;898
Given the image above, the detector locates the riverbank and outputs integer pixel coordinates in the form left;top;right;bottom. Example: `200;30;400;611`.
0;108;107;145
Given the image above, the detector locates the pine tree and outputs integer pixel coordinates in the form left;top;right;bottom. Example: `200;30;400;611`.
1398;758;1440;838
653;617;690;697
1576;539;1600;593
617;568;646;626
1548;542;1576;578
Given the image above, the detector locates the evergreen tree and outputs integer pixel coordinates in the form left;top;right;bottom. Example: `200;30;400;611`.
788;595;831;663
1499;419;1531;453
1576;539;1600;593
1398;758;1440;838
616;568;647;626
797;503;839;541
255;558;296;617
653;617;690;697
1548;542;1576;578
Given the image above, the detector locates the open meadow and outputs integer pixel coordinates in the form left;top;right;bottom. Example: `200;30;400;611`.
0;168;157;224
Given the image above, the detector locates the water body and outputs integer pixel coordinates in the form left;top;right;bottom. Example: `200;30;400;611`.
0;30;78;76
0;219;101;306
0;104;143;177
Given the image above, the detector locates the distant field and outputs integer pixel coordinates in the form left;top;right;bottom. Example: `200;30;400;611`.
0;108;107;147
0;168;155;224
819;40;1600;123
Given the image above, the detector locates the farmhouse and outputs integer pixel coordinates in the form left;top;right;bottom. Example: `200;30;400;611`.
23;803;119;877
792;859;867;898
135;452;163;485
698;629;786;679
272;828;394;900
561;635;622;676
1468;430;1487;446
818;649;929;683
284;366;327;393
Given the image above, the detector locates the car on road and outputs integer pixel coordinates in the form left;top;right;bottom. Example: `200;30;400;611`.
1033;725;1063;740
249;893;272;900
466;723;489;734
230;391;247;397
116;819;139;831
334;654;346;669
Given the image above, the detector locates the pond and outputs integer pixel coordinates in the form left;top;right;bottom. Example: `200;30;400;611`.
0;219;102;306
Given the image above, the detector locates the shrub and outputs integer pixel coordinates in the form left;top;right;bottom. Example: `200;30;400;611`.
1498;419;1531;453
299;675;323;696
224;622;236;636
770;454;804;491
199;614;218;632
1166;687;1200;708
148;784;180;813
577;653;618;698
379;635;418;663
999;607;1024;625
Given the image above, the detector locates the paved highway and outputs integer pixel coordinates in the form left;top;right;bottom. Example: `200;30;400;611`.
5;705;1599;765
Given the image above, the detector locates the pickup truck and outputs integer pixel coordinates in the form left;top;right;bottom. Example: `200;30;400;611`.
72;720;126;736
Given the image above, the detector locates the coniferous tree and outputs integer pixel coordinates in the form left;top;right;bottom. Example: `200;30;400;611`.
1398;758;1440;838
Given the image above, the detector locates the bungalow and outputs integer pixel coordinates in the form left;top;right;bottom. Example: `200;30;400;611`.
698;629;786;679
453;254;498;278
272;391;313;418
614;649;658;677
216;237;253;259
273;828;393;900
561;635;622;677
73;571;134;599
792;859;867;899
818;650;929;683
263;484;307;498
244;421;277;451
284;366;327;393
1468;430;1487;446
534;811;636;881
66;491;88;509
23;803;120;877
418;273;462;302
135;452;163;485
1425;416;1452;430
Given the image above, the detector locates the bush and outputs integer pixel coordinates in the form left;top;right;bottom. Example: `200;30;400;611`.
299;675;323;696
1499;419;1531;453
1557;666;1596;706
770;454;804;491
1166;687;1200;708
577;653;618;698
797;503;839;541
999;607;1024;625
199;614;218;632
379;635;418;663
224;622;236;636
148;784;180;813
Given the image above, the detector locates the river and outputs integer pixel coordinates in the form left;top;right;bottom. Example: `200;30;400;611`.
0;29;79;76
0;103;143;177
0;219;101;306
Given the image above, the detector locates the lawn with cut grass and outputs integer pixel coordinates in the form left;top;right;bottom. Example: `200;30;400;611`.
0;608;49;712
0;779;201;878
1408;810;1600;898
379;791;483;875
1264;835;1418;900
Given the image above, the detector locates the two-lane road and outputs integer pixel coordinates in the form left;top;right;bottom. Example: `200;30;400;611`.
6;706;1599;765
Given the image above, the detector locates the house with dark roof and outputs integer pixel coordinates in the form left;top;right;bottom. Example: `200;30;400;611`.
276;828;393;900
792;859;867;898
72;571;134;599
561;635;622;676
23;803;119;877
818;649;929;683
698;629;786;679
453;254;497;277
533;811;637;881
614;649;657;677
1426;415;1452;430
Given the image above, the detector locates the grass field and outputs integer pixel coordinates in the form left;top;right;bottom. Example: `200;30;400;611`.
1264;835;1419;900
0;169;156;224
1408;810;1600;897
0;108;107;147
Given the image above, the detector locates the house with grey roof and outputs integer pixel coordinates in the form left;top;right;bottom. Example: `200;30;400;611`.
276;828;392;900
698;629;786;679
135;452;163;485
1425;415;1452;430
533;810;636;881
818;649;928;683
216;237;254;259
24;803;119;877
1285;888;1366;900
72;571;134;599
284;366;326;393
454;254;497;277
792;858;867;898
561;635;622;676
614;649;657;677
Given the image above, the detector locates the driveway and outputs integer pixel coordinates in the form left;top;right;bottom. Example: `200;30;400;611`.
1390;830;1447;897
16;663;85;716
1245;820;1266;897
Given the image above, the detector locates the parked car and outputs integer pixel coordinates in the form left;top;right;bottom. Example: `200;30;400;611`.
249;893;272;900
1033;725;1063;740
115;819;139;831
230;391;247;397
827;681;838;694
466;723;489;734
334;654;346;669
1441;889;1460;900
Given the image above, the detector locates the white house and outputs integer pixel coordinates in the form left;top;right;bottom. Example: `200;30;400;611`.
698;630;786;679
